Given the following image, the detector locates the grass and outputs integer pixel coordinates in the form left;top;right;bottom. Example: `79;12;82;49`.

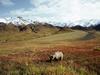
94;46;100;51
0;60;97;75
0;30;86;42
0;60;70;75
0;30;87;54
0;30;100;75
31;30;87;43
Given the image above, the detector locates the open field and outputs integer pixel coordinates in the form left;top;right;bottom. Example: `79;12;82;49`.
0;30;100;75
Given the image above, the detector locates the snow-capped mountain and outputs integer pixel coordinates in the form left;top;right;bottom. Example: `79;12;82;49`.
0;17;100;27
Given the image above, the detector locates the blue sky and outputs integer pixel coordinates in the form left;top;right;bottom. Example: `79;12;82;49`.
0;0;32;17
0;0;100;23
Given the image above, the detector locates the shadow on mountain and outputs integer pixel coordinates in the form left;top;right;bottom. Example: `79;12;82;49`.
80;32;95;40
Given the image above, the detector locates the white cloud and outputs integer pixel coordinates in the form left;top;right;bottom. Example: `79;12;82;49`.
0;0;14;6
0;18;6;23
9;0;100;23
30;0;49;7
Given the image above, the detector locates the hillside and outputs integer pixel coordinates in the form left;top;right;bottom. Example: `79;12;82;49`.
0;30;100;54
0;22;100;75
